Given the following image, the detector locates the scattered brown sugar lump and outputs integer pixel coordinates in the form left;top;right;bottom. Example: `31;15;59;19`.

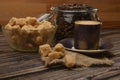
39;43;66;66
64;53;76;68
48;51;65;60
39;44;52;57
39;43;65;59
39;44;114;68
53;43;65;57
53;43;65;53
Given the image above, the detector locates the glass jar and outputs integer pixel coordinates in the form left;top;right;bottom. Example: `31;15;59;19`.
51;4;100;42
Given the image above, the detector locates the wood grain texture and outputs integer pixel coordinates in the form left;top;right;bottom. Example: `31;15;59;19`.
0;0;120;28
0;28;120;80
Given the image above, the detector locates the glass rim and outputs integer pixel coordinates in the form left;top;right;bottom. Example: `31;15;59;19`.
2;26;55;31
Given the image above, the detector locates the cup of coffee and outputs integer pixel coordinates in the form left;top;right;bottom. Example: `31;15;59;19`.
74;20;101;50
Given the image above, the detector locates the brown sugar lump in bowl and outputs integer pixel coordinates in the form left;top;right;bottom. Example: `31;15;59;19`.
2;17;56;52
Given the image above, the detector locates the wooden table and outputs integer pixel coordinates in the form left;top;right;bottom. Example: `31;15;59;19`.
0;28;120;80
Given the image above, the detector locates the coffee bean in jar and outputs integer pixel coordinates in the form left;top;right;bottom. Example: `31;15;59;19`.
51;4;100;42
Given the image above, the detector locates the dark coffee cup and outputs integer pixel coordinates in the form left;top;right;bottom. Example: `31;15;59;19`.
74;20;101;50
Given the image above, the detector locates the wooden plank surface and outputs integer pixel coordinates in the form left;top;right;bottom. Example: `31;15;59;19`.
0;0;120;28
0;28;120;80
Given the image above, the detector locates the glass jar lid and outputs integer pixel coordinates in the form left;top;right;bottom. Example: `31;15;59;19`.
51;4;98;13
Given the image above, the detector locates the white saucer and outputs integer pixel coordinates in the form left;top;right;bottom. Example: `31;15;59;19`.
59;38;113;53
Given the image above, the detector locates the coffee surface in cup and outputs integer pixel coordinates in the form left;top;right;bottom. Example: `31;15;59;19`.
75;21;101;25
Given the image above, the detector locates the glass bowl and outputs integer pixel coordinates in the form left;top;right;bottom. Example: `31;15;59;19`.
2;26;56;52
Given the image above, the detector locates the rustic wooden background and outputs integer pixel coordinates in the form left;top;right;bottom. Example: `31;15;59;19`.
0;0;120;28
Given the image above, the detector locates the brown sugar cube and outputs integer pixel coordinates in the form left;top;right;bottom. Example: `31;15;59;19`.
37;25;47;36
34;23;40;28
64;54;76;68
16;18;27;26
58;51;65;58
37;21;55;32
4;24;13;30
49;59;64;66
8;17;17;26
12;25;21;30
41;21;53;30
26;17;37;26
37;21;55;30
21;25;36;33
10;25;21;37
48;51;65;60
41;57;51;67
11;35;19;46
39;44;52;57
37;25;44;31
35;36;43;45
53;43;65;53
